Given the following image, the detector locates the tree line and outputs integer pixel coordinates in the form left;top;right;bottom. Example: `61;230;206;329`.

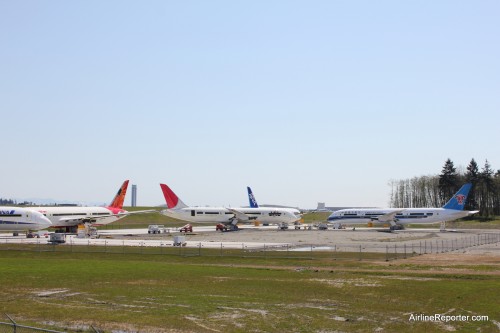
0;198;35;206
389;158;500;217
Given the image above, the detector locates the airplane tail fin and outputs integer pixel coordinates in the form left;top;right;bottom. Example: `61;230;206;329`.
108;180;129;209
160;184;188;209
247;186;259;208
442;183;472;210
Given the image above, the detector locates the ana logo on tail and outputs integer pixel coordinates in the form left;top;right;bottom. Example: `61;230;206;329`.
247;187;259;208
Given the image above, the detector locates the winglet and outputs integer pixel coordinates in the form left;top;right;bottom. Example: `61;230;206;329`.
160;184;187;209
442;183;472;210
108;180;129;209
247;186;259;208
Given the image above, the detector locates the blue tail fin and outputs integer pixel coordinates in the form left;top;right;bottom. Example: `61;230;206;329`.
442;183;472;210
247;186;259;208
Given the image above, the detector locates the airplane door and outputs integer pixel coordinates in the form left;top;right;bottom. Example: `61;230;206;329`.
27;212;31;221
191;210;195;217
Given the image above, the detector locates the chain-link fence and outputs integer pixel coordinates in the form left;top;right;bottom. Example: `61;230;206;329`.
1;233;499;261
0;315;103;333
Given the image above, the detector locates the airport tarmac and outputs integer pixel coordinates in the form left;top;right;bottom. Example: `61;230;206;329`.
1;225;499;255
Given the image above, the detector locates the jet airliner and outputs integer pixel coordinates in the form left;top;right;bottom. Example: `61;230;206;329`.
0;207;51;232
160;184;302;230
32;180;154;233
327;183;478;230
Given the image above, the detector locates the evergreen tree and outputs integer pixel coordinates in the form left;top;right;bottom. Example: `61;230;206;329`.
494;170;500;215
465;158;479;210
479;160;495;217
438;158;459;205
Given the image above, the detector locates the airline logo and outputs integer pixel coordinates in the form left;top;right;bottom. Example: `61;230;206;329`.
455;194;466;205
0;210;15;215
249;193;257;207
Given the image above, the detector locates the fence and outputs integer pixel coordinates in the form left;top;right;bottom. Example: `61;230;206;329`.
1;233;499;261
0;314;90;333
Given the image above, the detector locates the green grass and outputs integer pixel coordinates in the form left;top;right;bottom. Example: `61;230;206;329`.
0;250;498;332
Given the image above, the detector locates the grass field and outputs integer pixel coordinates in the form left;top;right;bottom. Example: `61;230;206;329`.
0;249;499;332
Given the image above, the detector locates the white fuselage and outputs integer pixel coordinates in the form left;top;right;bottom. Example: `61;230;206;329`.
0;207;52;231
327;208;471;225
162;206;302;224
33;206;126;228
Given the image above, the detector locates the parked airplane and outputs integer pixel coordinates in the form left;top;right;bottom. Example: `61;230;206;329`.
327;183;478;230
160;184;302;230
0;207;52;233
32;180;154;233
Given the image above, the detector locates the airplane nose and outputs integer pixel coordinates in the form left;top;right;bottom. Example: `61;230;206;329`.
38;214;52;227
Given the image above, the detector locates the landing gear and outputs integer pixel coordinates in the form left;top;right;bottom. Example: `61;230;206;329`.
440;221;446;232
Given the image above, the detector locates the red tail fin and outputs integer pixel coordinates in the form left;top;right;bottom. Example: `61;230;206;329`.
109;180;129;209
160;183;187;209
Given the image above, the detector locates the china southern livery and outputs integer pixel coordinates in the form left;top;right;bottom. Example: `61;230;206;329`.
327;183;478;230
160;184;302;231
0;207;51;232
32;180;154;233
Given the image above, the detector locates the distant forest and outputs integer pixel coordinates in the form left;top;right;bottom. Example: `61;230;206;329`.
389;158;500;217
0;199;34;206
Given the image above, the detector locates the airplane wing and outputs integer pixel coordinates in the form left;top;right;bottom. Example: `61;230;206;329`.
57;209;157;224
467;210;480;216
225;208;251;223
374;209;405;223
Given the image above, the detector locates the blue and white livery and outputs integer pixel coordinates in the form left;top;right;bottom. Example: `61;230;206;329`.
247;186;259;208
327;184;478;230
0;207;52;232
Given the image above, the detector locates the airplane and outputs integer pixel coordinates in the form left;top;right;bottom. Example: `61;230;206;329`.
246;186;306;228
0;206;52;233
327;183;479;231
31;180;155;233
160;183;302;231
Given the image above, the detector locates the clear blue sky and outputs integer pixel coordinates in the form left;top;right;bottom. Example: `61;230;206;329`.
1;1;499;208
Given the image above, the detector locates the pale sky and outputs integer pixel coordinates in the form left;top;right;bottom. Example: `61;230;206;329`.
1;1;499;208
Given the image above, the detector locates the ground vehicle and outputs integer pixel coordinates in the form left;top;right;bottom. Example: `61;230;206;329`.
216;224;227;232
173;235;186;246
317;223;329;230
216;224;239;232
148;225;164;234
277;222;289;230
179;224;193;233
48;233;66;244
